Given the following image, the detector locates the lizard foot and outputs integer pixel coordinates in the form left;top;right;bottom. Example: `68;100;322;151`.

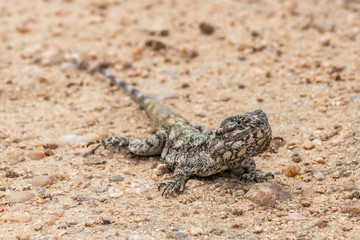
241;172;274;182
157;179;185;198
87;137;129;153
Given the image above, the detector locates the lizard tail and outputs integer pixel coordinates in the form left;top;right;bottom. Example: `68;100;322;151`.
73;58;151;109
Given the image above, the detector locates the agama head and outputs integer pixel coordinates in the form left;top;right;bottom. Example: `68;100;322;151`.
210;109;272;163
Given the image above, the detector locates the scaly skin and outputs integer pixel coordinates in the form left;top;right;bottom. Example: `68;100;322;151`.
74;59;275;197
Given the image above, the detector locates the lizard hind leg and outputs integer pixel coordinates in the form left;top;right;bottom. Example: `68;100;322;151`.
87;136;129;153
87;130;167;156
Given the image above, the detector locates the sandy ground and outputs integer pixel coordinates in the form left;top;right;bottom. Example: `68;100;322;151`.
1;0;360;239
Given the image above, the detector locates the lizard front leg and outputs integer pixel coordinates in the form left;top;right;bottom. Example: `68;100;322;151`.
87;130;167;156
228;157;274;182
158;168;187;197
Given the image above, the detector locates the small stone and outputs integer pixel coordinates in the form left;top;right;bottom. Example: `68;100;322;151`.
300;199;311;207
314;157;325;164
244;182;291;207
342;181;356;191
314;172;325;181
332;171;340;179
153;164;169;176
31;176;54;187
253;226;263;234
5;170;19;178
199;22;215;35
232;208;244;216
284;164;301;177
109;175;124;182
342;225;353;231
301;185;314;199
302;141;314;150
166;231;188;239
145;40;166;51
190;227;203;236
291;153;302;163
0;186;6;191
315;185;326;193
0;211;32;222
312;139;322;145
319;34;331;46
27;151;46;160
42;143;58;149
44;149;54;156
93;186;107;193
314;220;328;228
346;191;360;199
6;192;35;203
60;134;97;145
342;201;360;212
101;216;111;224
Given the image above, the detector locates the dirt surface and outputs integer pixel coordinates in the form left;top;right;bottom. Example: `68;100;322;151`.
1;0;360;239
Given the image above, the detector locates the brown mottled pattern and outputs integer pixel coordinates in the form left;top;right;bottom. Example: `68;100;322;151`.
76;59;275;197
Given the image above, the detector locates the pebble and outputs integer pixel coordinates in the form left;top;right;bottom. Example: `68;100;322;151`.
0;211;32;222
302;141;314;150
350;94;360;102
109;175;125;182
300;199;311;207
42;143;58;149
153;164;169;176
253;226;263;234
332;171;340;179
341;181;357;191
31;176;54;187
101;215;111;224
6;192;35;203
312;139;322;145
291;153;302;163
145;40;166;51
314;220;328;228
342;201;360;212
314;157;325;164
199;22;215;35
301;185;315;199
314;172;325;181
93;186;108;193
166;231;188;239
315;185;326;193
27;151;46;160
244;182;291;207
5;170;19;178
60;134;97;145
284;164;301;177
342;225;353;231
190;226;203;236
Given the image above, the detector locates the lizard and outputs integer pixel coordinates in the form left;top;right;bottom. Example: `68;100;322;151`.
72;58;276;197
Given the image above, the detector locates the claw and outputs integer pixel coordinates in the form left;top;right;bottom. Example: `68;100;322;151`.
158;179;185;197
86;137;129;154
